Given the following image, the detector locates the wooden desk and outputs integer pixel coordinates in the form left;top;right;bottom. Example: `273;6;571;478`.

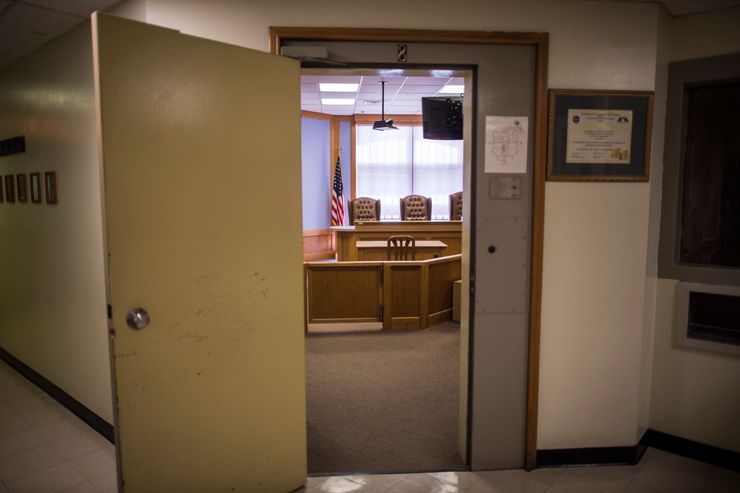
356;240;447;261
333;221;461;261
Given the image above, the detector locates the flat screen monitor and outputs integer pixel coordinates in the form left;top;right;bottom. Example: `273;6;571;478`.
422;97;463;140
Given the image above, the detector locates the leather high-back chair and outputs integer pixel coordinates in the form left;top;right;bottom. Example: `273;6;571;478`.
449;191;463;220
400;195;431;221
387;235;416;260
349;197;381;225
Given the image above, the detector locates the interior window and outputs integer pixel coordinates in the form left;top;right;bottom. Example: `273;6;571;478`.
355;124;463;219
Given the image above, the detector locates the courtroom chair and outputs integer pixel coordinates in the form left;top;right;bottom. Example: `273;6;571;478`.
400;194;432;221
349;197;381;225
449;191;463;220
387;235;416;260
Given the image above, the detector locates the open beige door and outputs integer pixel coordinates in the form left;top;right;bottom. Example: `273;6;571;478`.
93;13;306;493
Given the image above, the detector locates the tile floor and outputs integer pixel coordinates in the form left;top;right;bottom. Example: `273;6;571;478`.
0;360;116;492
1;358;738;493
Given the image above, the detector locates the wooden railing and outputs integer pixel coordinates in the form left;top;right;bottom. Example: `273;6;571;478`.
304;254;462;330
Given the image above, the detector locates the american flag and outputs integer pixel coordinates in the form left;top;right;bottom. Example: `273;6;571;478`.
331;155;345;226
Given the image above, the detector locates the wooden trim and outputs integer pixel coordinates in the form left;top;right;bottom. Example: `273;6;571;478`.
0;346;115;443
301;110;332;121
273;26;549;471
269;27;549;54
353;114;423;126
350;120;357;200
429;308;454;326
311;317;379;323
526;35;549;471
303;228;334;261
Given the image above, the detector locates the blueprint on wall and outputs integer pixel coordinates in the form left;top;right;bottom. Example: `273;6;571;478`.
484;116;528;173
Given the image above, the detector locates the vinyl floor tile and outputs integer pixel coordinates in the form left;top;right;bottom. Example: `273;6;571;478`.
0;429;46;459
5;463;87;493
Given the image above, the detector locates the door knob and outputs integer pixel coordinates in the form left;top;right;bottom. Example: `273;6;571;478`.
126;307;150;330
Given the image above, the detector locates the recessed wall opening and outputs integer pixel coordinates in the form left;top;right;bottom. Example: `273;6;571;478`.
300;66;472;474
675;282;740;356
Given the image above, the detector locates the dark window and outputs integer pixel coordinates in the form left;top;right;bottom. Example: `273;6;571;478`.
679;81;740;267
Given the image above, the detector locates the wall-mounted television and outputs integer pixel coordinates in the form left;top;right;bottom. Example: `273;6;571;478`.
422;97;463;140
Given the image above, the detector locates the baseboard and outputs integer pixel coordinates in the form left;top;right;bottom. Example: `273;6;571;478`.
537;443;647;468
641;429;740;472
0;346;114;444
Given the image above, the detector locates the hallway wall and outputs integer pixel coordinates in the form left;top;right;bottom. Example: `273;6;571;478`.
0;23;112;422
648;6;740;454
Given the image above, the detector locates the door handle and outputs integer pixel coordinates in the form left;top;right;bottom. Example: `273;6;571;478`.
126;307;150;330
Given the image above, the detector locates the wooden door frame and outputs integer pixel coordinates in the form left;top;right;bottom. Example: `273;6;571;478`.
271;27;548;470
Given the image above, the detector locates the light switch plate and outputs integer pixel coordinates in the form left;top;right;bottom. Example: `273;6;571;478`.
490;176;521;199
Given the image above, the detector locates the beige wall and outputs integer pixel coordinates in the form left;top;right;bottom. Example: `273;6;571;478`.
670;6;740;62
117;0;664;452
0;23;112;422
648;6;740;453
649;281;740;452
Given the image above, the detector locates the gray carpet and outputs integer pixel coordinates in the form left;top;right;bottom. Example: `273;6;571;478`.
306;322;464;474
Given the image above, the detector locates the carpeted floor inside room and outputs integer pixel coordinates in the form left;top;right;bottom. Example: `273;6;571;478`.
305;321;464;474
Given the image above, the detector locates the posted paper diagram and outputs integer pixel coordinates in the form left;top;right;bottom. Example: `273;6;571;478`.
485;116;528;173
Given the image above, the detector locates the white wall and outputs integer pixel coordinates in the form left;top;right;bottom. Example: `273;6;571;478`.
650;281;740;452
670;6;740;62
0;23;112;422
637;5;672;440
115;0;665;453
647;6;740;453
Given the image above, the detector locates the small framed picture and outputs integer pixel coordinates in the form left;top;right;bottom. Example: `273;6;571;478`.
16;173;27;202
30;173;41;203
4;175;15;203
45;171;57;204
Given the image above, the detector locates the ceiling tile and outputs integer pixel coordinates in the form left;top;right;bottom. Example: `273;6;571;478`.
0;3;81;56
21;0;122;17
0;52;18;66
404;76;450;85
401;85;446;94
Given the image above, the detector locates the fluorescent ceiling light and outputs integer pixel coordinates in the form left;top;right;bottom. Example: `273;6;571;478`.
439;85;465;94
319;83;359;92
322;98;355;105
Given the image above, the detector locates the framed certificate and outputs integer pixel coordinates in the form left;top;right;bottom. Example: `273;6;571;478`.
547;89;653;181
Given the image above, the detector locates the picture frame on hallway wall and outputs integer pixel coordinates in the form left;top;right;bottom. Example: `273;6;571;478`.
4;175;15;203
45;171;57;204
30;172;41;203
16;173;27;202
547;89;653;182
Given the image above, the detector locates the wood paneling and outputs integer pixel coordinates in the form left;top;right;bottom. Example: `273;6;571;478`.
303;229;334;261
428;256;462;319
306;263;382;322
389;266;421;317
305;255;462;331
335;221;462;261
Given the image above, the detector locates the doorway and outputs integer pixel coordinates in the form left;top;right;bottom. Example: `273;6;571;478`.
300;67;472;474
274;28;549;471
